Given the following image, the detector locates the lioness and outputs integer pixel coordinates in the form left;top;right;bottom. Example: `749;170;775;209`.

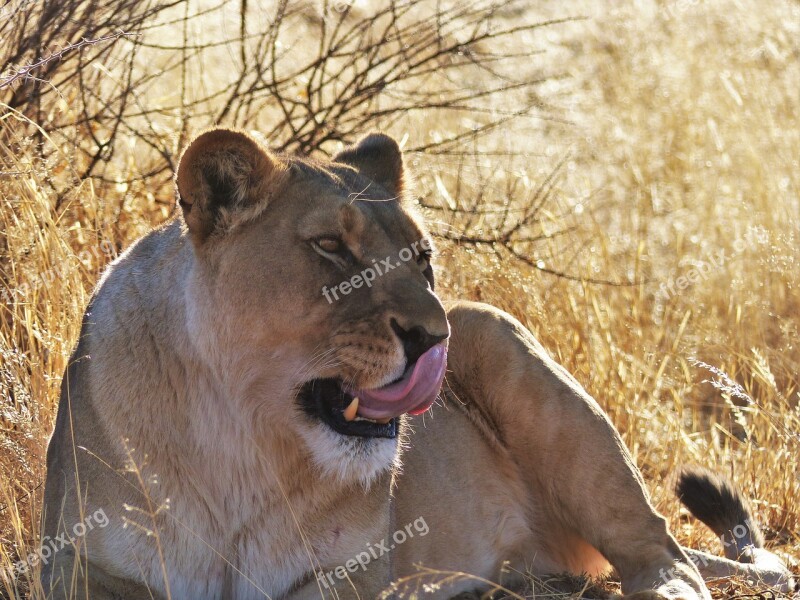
41;129;795;600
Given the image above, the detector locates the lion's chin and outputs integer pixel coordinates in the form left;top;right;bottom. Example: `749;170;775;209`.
296;420;401;487
294;378;402;486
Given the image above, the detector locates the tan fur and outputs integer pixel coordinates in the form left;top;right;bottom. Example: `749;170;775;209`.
42;129;794;600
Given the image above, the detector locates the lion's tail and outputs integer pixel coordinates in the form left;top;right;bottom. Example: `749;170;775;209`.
676;466;765;560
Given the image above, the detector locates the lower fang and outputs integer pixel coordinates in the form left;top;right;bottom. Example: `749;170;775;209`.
375;417;392;425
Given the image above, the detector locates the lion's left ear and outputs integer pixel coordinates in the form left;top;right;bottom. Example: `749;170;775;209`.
333;133;405;196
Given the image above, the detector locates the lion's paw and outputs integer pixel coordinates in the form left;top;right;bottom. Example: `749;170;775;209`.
622;592;668;600
622;591;701;600
447;592;482;600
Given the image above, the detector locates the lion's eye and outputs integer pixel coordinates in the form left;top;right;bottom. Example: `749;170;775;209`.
316;237;342;254
310;236;353;269
418;250;434;289
417;250;431;270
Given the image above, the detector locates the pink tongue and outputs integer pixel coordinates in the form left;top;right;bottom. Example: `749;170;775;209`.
346;344;447;420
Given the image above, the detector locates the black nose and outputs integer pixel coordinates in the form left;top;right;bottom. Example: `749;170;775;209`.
390;318;447;366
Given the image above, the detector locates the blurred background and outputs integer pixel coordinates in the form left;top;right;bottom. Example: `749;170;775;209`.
1;0;798;597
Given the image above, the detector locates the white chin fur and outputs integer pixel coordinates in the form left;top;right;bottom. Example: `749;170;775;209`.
298;421;400;487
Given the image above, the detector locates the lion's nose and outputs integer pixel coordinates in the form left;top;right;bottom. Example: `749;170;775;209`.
390;318;448;366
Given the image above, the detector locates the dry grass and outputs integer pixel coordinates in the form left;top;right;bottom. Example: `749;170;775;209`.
1;0;798;598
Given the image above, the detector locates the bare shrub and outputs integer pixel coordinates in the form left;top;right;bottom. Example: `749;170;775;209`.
1;0;581;268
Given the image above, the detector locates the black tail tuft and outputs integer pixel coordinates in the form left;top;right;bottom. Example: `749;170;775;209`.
676;467;765;556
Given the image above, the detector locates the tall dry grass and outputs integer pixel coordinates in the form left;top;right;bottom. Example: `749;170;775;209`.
1;0;799;598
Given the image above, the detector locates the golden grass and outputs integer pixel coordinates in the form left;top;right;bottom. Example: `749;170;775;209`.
1;0;798;598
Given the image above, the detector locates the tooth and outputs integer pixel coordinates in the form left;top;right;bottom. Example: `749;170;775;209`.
376;417;392;425
343;397;359;422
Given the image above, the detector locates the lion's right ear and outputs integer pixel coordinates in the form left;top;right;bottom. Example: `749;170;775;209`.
333;133;405;197
175;128;286;243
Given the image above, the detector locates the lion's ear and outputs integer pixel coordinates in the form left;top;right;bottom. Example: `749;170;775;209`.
333;133;404;196
175;128;286;243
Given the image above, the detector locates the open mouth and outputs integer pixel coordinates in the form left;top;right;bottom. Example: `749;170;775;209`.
296;344;447;439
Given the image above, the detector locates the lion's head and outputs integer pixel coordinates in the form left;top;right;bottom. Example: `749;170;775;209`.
174;128;449;483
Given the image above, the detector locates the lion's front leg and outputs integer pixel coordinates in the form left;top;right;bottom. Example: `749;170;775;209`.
41;549;162;600
445;301;709;600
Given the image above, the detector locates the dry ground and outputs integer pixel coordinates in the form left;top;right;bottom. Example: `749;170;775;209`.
1;0;798;598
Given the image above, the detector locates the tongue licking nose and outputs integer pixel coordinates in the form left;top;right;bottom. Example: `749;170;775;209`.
344;344;447;420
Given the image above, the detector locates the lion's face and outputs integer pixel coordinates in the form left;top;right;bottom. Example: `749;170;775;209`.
175;129;449;483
